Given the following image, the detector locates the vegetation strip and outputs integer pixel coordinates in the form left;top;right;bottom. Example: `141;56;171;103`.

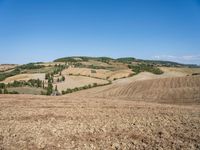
61;81;111;95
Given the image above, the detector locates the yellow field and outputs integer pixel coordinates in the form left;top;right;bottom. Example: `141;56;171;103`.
62;67;133;80
53;75;108;92
2;73;45;83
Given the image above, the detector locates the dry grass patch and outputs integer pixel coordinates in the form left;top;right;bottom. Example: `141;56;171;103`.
62;68;134;80
160;67;200;77
53;75;109;92
2;73;45;83
0;64;17;72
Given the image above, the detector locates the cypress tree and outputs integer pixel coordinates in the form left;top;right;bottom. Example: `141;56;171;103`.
47;82;53;95
42;81;45;89
55;85;58;91
62;76;65;81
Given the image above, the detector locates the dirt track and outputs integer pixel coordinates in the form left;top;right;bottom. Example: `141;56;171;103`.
0;94;200;150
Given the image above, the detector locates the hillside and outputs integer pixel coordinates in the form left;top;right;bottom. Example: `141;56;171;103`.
95;75;200;104
0;57;200;149
0;56;200;95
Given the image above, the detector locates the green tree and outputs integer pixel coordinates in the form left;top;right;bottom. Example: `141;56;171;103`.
36;79;42;87
47;82;53;95
42;81;45;89
45;73;50;80
4;88;8;94
0;83;5;89
62;76;65;81
0;89;2;94
55;85;58;91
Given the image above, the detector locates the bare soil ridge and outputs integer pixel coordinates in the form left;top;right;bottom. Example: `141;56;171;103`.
92;75;200;104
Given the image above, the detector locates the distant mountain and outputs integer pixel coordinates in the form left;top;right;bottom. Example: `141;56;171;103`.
54;56;200;68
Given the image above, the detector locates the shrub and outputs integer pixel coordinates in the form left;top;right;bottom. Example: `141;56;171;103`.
0;89;2;94
128;64;163;75
19;63;45;70
91;70;96;73
41;91;46;95
55;85;58;91
74;87;79;91
66;88;72;93
117;57;136;64
93;83;98;87
88;84;92;88
3;88;8;94
45;73;50;80
61;76;65;81
0;83;5;89
0;68;21;81
8;91;19;94
46;82;53;95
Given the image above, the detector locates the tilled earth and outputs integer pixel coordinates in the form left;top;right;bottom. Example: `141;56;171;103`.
0;95;200;150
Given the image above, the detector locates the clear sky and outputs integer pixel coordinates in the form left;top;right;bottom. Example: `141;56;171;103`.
0;0;200;64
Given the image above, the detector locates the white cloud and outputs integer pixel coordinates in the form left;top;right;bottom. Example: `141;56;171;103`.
152;55;200;64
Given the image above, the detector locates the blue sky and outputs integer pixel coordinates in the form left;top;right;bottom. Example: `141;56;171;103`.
0;0;200;64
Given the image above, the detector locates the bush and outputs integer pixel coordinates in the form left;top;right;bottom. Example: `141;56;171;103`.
0;89;2;94
91;70;96;73
66;88;72;93
93;83;98;87
61;76;65;81
19;63;45;70
55;85;58;91
0;83;5;89
128;64;163;75
62;91;66;95
0;68;21;81
46;82;53;95
41;91;47;95
61;81;112;95
88;84;92;88
117;57;136;64
8;91;19;94
45;73;50;80
3;88;8;94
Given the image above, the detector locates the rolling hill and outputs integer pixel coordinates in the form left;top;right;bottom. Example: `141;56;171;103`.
96;75;200;104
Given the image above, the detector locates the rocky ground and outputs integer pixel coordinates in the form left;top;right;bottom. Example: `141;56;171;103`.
0;94;199;150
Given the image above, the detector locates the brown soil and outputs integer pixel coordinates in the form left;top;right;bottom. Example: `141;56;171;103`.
0;69;200;149
95;75;200;104
0;94;199;150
